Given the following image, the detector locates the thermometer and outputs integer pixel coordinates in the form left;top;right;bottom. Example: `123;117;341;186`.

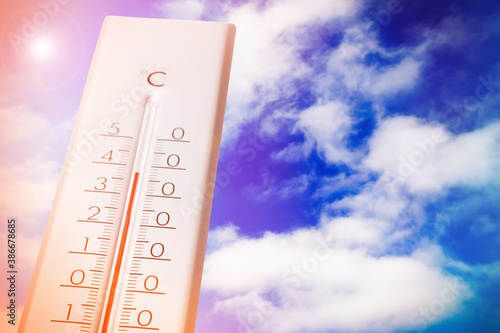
19;16;235;333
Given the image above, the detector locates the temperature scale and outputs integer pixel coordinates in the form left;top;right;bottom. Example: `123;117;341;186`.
19;16;235;332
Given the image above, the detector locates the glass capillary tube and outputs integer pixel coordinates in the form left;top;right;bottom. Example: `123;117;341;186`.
99;93;160;332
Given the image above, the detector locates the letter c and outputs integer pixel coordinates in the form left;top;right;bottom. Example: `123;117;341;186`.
147;71;166;87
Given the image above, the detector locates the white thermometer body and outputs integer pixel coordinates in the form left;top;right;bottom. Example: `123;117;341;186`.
19;16;235;333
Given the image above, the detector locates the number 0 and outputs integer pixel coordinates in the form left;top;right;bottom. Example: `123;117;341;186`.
161;182;175;196
144;275;159;291
172;127;184;140
70;270;85;285
150;243;164;257
156;212;170;226
166;154;180;167
137;310;152;326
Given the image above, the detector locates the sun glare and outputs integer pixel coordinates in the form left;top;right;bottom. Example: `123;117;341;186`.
31;37;54;59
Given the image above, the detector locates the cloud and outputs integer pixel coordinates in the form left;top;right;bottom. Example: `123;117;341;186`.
469;215;499;237
273;22;425;166
153;1;500;332
157;0;205;20
0;105;68;327
201;116;500;332
278;101;358;165
272;139;315;163
0;160;59;230
208;0;361;141
364;116;500;194
203;223;472;333
0;105;63;230
330;118;500;250
244;171;311;201
367;57;421;96
0;163;51;331
206;223;241;253
0;105;49;141
202;113;500;330
314;172;369;197
318;23;423;102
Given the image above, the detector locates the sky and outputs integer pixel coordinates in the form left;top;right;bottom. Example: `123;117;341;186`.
1;0;499;332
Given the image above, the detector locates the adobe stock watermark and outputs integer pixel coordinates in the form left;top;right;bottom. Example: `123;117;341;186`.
57;66;165;175
236;297;274;333
396;128;449;178
7;0;73;54
236;235;333;333
340;0;414;59
397;72;500;179
443;73;500;130
282;236;333;288
1;0;85;91
371;0;414;28
409;277;470;330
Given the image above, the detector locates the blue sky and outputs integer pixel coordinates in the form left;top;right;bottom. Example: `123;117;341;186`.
198;0;500;332
0;0;499;332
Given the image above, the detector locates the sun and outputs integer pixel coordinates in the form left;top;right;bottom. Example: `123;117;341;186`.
31;37;54;59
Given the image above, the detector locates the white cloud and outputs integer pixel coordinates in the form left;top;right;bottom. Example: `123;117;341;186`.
206;223;241;253
0;105;68;323
321;215;387;248
272;139;315;163
365;116;500;194
273;23;425;166
368;57;421;96
245;172;311;201
314;172;369;196
329;118;500;253
271;174;310;199
152;2;499;333
0;105;63;230
200;117;500;333
0;160;52;331
0;160;59;229
0;105;50;152
273;100;360;165
203;223;471;333
216;0;361;141
321;24;422;100
158;0;205;20
297;101;358;164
